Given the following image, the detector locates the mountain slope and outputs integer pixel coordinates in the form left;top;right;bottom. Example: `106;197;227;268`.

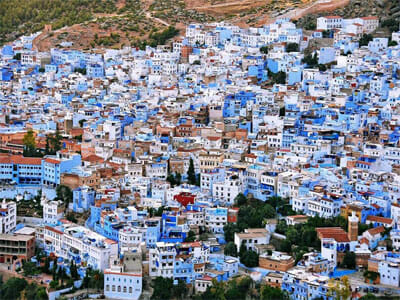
0;0;118;44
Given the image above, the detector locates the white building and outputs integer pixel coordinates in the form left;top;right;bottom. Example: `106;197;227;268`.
234;228;270;252
149;242;176;278
43;199;64;225
379;260;400;287
103;120;122;140
392;31;400;44
195;276;213;293
104;250;142;300
0;199;16;234
119;226;144;248
390;230;400;251
204;207;227;234
212;176;241;205
317;16;343;31
44;222;118;270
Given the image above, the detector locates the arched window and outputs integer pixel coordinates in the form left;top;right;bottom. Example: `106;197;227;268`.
118;286;121;292
123;286;127;293
112;285;115;292
129;287;132;293
106;285;109;291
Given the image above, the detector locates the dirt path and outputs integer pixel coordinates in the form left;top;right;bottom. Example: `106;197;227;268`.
265;0;350;24
192;0;265;10
145;11;170;27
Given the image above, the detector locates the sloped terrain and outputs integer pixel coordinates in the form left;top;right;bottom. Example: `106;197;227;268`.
3;0;370;51
296;0;399;33
0;0;118;44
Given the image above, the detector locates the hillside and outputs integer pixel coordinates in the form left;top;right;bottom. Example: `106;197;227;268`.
2;0;385;51
0;0;117;44
296;0;400;34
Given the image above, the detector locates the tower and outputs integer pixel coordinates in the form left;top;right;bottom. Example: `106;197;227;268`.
348;211;359;242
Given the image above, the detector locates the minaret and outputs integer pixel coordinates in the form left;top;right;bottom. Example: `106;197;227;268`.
348;211;359;242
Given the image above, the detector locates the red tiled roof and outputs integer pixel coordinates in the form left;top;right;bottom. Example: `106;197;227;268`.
113;148;130;154
45;158;60;164
366;215;393;225
0;155;42;165
316;227;350;243
392;203;400;208
83;155;104;163
198;275;213;281
361;16;378;20
324;16;342;19
366;226;385;236
289;215;308;219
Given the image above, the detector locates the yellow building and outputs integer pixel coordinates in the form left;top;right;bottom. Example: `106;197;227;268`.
340;204;363;221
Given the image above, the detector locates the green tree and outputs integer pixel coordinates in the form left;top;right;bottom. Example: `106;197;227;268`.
25;283;48;300
0;277;28;299
359;293;378;300
185;230;196;242
224;241;238;257
260;285;289;300
45;129;62;155
35;286;48;300
272;71;286;84
260;46;269;54
49;280;58;289
240;249;259;268
322;30;331;38
304;20;316;30
286;43;299;52
70;261;79;280
234;193;247;206
359;33;373;47
223;223;239;242
82;268;103;290
279;106;286;117
13;53;21;60
172;279;188;300
327;276;351;300
166;173;176;187
237;276;253;297
22;261;39;276
151;277;173;300
341;251;356;269
78;119;87;128
23;129;40;157
381;18;400;34
302;53;319;68
154;206;164;217
42;257;51;274
209;279;226;300
175;173;182;186
187;158;196;185
55;185;73;209
318;64;327;71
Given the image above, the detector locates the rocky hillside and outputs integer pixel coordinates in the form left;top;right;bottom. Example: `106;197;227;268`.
296;0;399;33
0;0;118;44
2;0;323;50
4;0;391;51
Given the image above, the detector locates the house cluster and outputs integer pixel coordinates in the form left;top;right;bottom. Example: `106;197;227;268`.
0;15;400;299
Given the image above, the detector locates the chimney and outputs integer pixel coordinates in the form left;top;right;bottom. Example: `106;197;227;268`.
348;211;359;242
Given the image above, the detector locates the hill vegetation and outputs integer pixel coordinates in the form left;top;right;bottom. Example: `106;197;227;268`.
0;0;117;44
